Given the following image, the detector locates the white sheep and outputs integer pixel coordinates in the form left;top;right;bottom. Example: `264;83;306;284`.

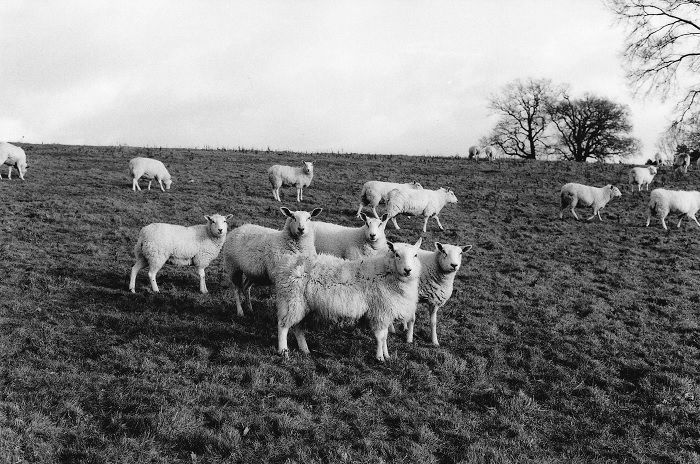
385;187;458;232
628;166;657;192
268;161;314;202
559;183;622;221
674;153;690;175
129;214;232;294
129;157;173;192
221;207;322;316
0;142;28;180
274;238;423;361
646;188;700;230
313;213;389;259
468;146;481;159
355;180;423;218
483;145;496;162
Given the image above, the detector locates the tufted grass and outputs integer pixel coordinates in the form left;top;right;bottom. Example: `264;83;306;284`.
1;144;699;463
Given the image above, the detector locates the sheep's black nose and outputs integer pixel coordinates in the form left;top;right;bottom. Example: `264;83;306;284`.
451;263;457;269
218;228;223;233
369;234;376;239
404;268;412;275
298;228;305;234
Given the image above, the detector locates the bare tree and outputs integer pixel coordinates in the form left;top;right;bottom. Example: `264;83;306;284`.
485;78;562;159
608;0;700;121
549;94;640;162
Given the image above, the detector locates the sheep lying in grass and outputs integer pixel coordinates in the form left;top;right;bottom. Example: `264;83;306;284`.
314;213;389;259
275;238;422;361
0;142;28;180
468;146;481;159
221;207;322;316
355;180;423;218
646;188;700;230
385;187;458;232
559;183;622;221
674;153;690;175
268;161;314;202
628;166;657;192
129;214;232;293
129;157;173;192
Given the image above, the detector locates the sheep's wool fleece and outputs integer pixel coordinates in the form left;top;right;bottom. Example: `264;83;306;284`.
138;223;224;266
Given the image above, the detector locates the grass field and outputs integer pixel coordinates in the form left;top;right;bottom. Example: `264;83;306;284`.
1;144;699;463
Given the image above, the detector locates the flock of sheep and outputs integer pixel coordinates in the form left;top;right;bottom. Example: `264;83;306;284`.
4;140;699;360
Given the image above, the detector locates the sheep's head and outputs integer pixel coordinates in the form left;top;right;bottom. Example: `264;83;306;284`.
435;242;471;273
387;237;422;280
360;212;388;244
608;185;622;198
409;181;423;190
205;214;233;238
164;178;173;190
302;161;314;175
281;207;322;237
441;188;458;203
648;166;658;175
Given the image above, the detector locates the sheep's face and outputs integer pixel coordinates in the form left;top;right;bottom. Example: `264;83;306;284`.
360;213;388;243
281;207;323;237
446;189;458;203
408;181;423;190
164;178;173;190
387;237;422;280
435;242;471;273
609;186;622;198
205;214;232;238
303;161;314;175
648;166;658;175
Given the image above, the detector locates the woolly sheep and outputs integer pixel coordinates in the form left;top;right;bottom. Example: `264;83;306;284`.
468;146;481;159
628;166;657;192
355;180;423;218
482;145;496;162
385;187;458;232
268;161;314;202
129;157;173;192
674;153;690;175
559;183;622;221
313;213;390;259
646;188;700;230
221;207;322;316
0;142;28;180
129;214;232;294
274;238;423;361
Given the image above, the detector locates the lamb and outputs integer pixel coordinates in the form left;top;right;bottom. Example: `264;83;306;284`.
674;153;690;175
313;213;390;259
129;214;232;294
0;142;28;180
628;166;657;192
129;157;173;192
645;188;700;230
559;183;622;221
221;207;322;316
482;145;496;162
385;187;458;232
268;161;314;202
355;180;423;218
468;146;481;159
274;238;423;361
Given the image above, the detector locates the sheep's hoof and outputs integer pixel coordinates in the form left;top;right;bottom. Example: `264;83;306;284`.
129;288;135;294
376;355;385;362
432;341;440;347
279;349;290;359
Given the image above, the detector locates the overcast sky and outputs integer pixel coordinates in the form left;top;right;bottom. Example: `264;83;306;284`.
0;1;676;160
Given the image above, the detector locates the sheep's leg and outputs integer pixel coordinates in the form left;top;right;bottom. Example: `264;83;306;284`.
278;322;291;358
421;216;429;233
132;178;139;191
692;215;700;228
405;316;415;343
645;212;652;227
586;208;598;221
299;187;303;202
388;322;395;334
356;203;364;217
391;217;401;229
7;166;11;179
241;276;254;313
148;268;161;292
661;215;668;230
158;179;165;192
382;333;390;360
374;327;390;361
677;214;684;228
233;286;245;317
570;207;579;221
147;180;153;190
292;326;310;354
129;257;147;293
430;305;440;346
197;267;208;294
18;168;24;181
434;215;444;230
598;211;603;221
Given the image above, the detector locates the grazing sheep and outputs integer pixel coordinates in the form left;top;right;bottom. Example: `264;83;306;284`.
628;166;657;192
559;183;622;221
0;142;27;180
275;238;423;361
468;146;481;159
268;161;314;202
129;157;173;192
355;180;423;217
221;207;322;316
674;153;690;175
314;213;390;259
646;188;700;230
129;214;232;294
483;145;496;162
385;187;458;232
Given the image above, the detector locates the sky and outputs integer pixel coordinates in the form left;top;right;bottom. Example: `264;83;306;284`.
0;1;678;160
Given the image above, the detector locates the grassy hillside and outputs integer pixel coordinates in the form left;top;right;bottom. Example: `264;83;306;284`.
1;144;699;463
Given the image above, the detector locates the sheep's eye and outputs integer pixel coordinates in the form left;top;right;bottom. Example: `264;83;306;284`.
414;253;418;258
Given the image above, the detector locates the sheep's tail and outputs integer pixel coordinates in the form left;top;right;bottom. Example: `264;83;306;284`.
649;196;658;215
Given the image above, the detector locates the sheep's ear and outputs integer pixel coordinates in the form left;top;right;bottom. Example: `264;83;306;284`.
205;215;212;223
310;208;323;218
414;237;423;249
387;241;395;252
359;212;368;225
225;214;233;221
435;242;445;253
461;245;473;253
280;207;294;218
380;213;389;223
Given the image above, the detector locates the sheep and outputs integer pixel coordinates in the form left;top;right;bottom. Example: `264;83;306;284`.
268;161;314;202
674;153;690;176
645;188;700;230
0;142;28;180
559;183;622;221
313;213;390;259
482;145;496;162
129;214;232;294
628;166;657;192
385;187;458;232
274;238;423;361
221;207;322;316
129;157;173;192
468;146;481;159
355;180;423;218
